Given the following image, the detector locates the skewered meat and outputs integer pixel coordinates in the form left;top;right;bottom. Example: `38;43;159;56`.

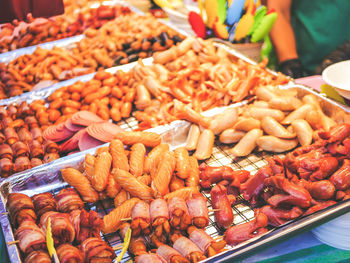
211;184;234;229
15;220;46;254
199;163;249;189
150;199;170;238
92;151;112;192
102;198;140;234
7;193;36;226
129;236;148;257
4;127;19;145
113;169;153;201
12;141;30;157
304;200;337;216
265;176;312;209
28;140;44;158
174;147;191;179
0;158;14;177
168;197;191;230
70;209;102;244
186;157;199;187
131;201;151;237
15;156;32;172
224;211;268;246
144;143;169;176
156;245;190;263
173;236;206;262
259;205;303;226
55;188;84;213
43;140;59;153
40;211;75;245
80;237;115;263
61;168;99;203
32;192;58;218
24;251;51;263
129;143;146;177
43;153;60;163
164;187;199;201
110;139;129;171
114;131;161;147
151;151;176;198
188;226;226;257
186;194;209;229
57;244;84;263
330;159;350;190
0;144;13;160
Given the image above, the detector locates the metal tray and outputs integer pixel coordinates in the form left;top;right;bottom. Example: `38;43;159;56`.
0;57;153;106
0;0;145;63
0;38;268;106
0;1;187;102
0;58;153;183
0;40;254;179
0;0;187;64
1;85;350;262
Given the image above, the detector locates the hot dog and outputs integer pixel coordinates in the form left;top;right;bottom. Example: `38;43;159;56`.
210;184;234;229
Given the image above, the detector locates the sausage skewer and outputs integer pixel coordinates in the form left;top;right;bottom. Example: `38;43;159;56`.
130;201;151;237
150;199;171;238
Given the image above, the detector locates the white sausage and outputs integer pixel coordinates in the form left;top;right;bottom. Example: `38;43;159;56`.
219;129;246;144
261;116;296;139
257;136;298;152
247;107;285;122
291;119;313;146
281;104;313;124
229;129;263;157
234;117;261;131
209;107;238;135
268;96;302;111
193;129;214;160
185;125;200;151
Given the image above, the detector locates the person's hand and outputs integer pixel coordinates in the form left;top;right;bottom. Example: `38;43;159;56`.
279;58;304;79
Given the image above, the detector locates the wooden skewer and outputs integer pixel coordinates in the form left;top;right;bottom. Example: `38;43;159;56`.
120;217;131;222
7;240;19;245
209;209;221;212
2;212;8;215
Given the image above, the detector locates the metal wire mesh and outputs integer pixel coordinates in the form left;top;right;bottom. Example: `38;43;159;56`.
117;116;140;132
199;142;285;241
53;119;286;262
9;116;288;262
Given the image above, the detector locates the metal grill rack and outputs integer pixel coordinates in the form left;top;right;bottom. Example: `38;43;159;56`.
36;138;286;263
117;116;140;132
3;114;284;263
3;82;350;262
199;143;284;241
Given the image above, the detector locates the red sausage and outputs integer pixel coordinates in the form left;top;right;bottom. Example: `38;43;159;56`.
210;184;233;229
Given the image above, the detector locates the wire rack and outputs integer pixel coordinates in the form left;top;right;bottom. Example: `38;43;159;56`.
5;115;288;263
41;141;285;263
117;116;140;132
199;142;285;240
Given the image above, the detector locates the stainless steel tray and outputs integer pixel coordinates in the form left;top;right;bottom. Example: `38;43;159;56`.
1;85;350;262
0;1;187;102
0;38;272;106
0;58;153;182
0;0;144;63
0;57;153;106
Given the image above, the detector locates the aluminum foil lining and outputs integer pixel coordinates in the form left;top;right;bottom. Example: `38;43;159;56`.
0;57;153;106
